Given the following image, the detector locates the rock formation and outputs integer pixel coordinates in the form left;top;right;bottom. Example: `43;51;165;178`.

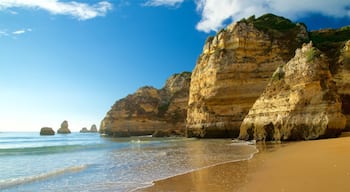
57;120;71;134
80;127;89;133
186;14;309;138
309;28;350;131
80;124;98;133
100;72;191;137
239;42;346;141
90;124;98;132
101;14;350;140
335;41;350;130
40;127;55;135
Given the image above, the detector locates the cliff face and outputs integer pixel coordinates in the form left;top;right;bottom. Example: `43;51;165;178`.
239;43;346;141
332;41;350;130
186;14;308;138
100;72;191;137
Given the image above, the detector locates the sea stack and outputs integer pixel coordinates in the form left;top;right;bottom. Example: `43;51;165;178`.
57;120;71;134
80;127;89;133
90;124;98;132
40;127;55;135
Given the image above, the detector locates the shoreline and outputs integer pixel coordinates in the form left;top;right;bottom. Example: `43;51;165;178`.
131;143;260;192
138;133;350;192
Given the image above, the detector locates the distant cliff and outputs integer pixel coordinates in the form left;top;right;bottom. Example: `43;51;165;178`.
186;14;308;138
100;72;191;137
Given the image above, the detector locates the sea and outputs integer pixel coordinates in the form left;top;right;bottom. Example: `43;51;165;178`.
0;132;258;192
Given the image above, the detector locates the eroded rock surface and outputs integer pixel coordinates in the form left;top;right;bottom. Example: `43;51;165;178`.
239;43;346;141
100;72;191;137
186;14;308;138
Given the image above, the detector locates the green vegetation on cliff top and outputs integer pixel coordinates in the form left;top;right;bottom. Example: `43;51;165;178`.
248;14;301;32
310;27;350;45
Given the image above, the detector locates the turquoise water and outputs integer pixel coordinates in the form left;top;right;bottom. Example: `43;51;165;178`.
0;132;257;192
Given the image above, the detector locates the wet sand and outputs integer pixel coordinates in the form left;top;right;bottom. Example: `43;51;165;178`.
139;133;350;192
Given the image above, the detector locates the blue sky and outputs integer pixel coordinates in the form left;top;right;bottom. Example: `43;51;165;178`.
0;0;349;132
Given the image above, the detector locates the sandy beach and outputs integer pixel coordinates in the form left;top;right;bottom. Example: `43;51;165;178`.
139;133;350;192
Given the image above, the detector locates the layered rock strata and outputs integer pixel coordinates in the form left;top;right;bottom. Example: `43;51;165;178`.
186;14;308;138
239;43;346;141
100;72;191;137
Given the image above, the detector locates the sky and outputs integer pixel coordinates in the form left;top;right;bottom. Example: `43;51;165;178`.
0;0;349;132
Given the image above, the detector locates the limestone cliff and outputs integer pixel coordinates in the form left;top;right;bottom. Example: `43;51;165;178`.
310;28;350;131
100;72;191;137
335;41;350;130
239;43;346;141
186;14;308;138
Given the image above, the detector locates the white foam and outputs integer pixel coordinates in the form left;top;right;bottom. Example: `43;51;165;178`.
129;144;259;192
0;164;88;190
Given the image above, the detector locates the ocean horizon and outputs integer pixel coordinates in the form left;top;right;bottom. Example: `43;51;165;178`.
0;132;257;192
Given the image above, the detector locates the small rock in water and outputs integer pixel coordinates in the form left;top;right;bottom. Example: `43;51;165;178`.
90;124;98;132
57;120;71;134
40;127;55;135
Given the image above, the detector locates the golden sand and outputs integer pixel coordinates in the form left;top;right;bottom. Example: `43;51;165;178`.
139;133;350;192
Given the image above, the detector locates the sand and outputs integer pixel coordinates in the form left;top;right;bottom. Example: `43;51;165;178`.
139;133;350;192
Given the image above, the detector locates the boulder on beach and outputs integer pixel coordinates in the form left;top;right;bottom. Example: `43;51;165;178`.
57;120;71;134
40;127;55;135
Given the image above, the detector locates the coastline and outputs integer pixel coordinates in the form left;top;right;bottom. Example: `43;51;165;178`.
139;133;350;192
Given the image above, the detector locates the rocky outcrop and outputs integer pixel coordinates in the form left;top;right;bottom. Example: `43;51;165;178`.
186;14;308;138
80;127;89;133
331;41;350;130
100;72;191;137
309;28;350;131
57;120;71;134
239;43;346;141
90;124;98;132
40;127;55;135
80;124;98;133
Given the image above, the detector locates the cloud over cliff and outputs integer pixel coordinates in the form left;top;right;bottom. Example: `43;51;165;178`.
195;0;350;32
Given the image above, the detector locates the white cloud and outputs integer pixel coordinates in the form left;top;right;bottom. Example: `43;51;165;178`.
13;30;26;35
0;0;113;20
195;0;350;33
0;28;33;37
0;30;9;37
143;0;184;7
